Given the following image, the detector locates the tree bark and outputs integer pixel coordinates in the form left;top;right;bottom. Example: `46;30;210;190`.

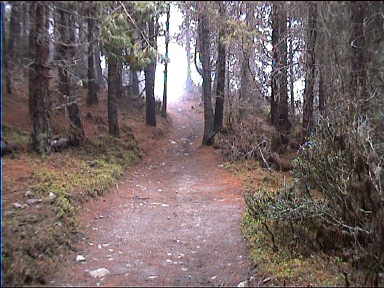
318;66;326;116
198;5;214;145
185;12;193;92
277;2;289;132
29;2;52;154
162;3;170;118
107;54;120;137
117;60;122;99
302;2;318;138
56;3;85;145
288;18;295;116
350;1;368;116
7;2;22;95
271;2;289;132
95;21;104;90
87;5;98;105
214;2;226;132
239;2;254;103
144;16;157;126
130;69;140;96
271;2;279;126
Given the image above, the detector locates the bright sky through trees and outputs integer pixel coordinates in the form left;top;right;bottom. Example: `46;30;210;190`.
154;5;201;103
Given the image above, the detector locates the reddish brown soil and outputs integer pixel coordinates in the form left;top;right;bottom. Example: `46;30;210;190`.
47;99;255;286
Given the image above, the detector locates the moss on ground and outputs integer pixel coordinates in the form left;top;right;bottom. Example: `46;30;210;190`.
2;134;142;286
2;125;30;146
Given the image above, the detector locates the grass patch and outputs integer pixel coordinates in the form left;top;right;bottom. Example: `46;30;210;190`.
2;124;30;146
2;134;141;286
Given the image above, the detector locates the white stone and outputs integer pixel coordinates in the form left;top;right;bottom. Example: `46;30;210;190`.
237;280;248;287
48;192;56;200
76;255;86;262
13;202;26;209
25;191;33;198
148;275;158;279
89;268;110;278
26;198;42;205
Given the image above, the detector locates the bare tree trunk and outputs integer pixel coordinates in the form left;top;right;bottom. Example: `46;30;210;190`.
271;2;289;132
277;2;289;132
56;3;84;145
144;15;157;126
95;22;104;90
271;2;279;126
130;69;140;96
7;2;22;95
117;60;122;98
288;18;295;116
214;2;226;132
29;2;52;154
198;4;214;145
162;3;170;118
107;54;120;137
185;12;193;92
20;2;31;59
350;1;368;116
318;66;326;116
302;2;318;138
87;5;98;105
239;2;254;104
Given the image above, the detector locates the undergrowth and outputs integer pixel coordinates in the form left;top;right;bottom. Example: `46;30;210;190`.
224;161;346;286
238;116;384;286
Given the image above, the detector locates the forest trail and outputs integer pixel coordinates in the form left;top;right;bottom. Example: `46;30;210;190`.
48;99;254;286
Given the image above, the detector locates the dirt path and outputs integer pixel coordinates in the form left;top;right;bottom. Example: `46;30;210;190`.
49;100;254;286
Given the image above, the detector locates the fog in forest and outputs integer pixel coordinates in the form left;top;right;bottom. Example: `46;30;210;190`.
154;5;201;103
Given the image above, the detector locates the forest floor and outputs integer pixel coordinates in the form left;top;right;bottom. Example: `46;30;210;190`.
46;98;258;286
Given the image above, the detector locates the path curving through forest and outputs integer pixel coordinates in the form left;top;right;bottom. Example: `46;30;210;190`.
49;99;254;286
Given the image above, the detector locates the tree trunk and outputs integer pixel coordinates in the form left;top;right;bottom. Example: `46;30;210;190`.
162;3;170;118
239;2;254;104
56;3;84;145
214;2;226;132
117;60;122;98
302;2;318;138
95;21;104;90
107;55;120;137
277;2;289;132
144;16;157;126
318;66;326;116
198;5;214;145
350;1;368;116
7;2;22;95
29;2;52;154
130;69;140;96
271;2;289;132
288;18;295;116
185;12;193;92
20;2;31;59
271;2;279;126
87;6;98;105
